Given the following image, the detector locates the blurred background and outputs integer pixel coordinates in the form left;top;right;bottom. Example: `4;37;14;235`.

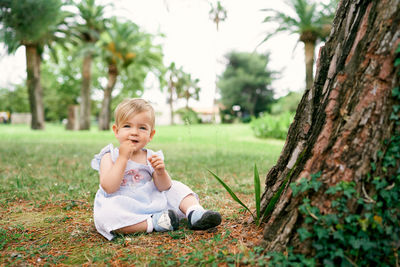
0;0;337;138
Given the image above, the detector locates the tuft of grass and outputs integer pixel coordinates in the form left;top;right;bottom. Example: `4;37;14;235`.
209;164;263;225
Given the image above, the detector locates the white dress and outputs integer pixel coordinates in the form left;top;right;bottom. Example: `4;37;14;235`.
91;144;197;240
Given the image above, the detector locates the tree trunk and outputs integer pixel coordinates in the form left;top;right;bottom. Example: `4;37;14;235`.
260;0;400;256
79;53;92;130
66;105;79;130
304;40;316;91
25;45;45;130
169;84;174;125
98;64;118;131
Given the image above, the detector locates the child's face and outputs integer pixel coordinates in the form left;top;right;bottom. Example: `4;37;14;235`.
113;111;155;152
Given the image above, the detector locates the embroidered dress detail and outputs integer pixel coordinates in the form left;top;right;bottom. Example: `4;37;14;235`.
122;169;145;186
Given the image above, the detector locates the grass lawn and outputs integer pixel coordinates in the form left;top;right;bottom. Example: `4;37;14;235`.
0;123;284;265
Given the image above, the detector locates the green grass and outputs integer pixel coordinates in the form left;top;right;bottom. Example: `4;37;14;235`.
0;123;284;265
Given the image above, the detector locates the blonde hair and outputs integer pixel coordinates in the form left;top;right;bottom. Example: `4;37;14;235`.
114;98;155;130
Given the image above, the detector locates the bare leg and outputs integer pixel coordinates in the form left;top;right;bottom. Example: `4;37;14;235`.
179;194;200;215
114;220;147;234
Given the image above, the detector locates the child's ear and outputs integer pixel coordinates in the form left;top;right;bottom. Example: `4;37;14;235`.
112;124;118;136
150;129;155;140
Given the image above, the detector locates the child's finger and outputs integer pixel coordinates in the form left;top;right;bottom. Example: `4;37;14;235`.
149;155;162;164
152;160;164;169
148;155;158;161
152;159;163;167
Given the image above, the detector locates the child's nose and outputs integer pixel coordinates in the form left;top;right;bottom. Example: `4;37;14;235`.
130;127;138;135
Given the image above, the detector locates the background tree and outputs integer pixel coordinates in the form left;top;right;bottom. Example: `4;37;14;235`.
166;62;183;125
73;0;107;130
262;0;337;91
269;91;303;115
0;0;70;129
41;44;103;122
209;0;227;123
98;18;164;130
259;0;400;265
166;62;200;125
218;51;275;120
177;72;200;109
209;0;227;31
0;85;29;114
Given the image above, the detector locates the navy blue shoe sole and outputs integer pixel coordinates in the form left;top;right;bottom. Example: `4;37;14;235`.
168;210;180;231
188;210;222;230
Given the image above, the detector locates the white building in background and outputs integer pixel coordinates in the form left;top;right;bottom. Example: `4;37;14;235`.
152;103;183;126
152;104;220;125
142;86;220;125
192;106;220;124
10;113;31;124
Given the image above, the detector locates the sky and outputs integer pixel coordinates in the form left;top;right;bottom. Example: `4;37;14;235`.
0;0;313;110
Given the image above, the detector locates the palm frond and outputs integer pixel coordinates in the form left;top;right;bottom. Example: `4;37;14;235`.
261;0;337;45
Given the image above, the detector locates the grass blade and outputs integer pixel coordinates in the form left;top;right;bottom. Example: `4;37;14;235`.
254;164;261;223
208;169;254;219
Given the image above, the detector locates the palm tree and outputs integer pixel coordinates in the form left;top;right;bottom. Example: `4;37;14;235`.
209;1;227;31
98;18;163;130
209;1;227;123
177;73;200;109
166;63;200;124
73;0;107;130
0;0;70;129
166;62;186;125
262;0;337;90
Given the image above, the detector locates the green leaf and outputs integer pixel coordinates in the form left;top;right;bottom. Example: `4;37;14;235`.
371;162;376;171
390;112;399;121
392;87;400;98
314;227;328;239
349;237;362;249
395;58;400;67
208;169;254;219
254;164;261;223
290;181;301;196
326;184;342;195
297;228;312;241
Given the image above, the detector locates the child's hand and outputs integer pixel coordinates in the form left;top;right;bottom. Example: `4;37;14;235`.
119;140;135;160
148;154;166;173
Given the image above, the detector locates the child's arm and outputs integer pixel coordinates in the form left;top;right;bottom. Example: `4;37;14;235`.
99;141;133;194
148;154;172;191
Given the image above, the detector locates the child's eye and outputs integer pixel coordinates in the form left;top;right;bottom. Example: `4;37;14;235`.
123;125;130;128
139;126;147;130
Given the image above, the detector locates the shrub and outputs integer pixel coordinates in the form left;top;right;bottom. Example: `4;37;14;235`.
176;107;201;124
250;112;294;139
270;91;303;115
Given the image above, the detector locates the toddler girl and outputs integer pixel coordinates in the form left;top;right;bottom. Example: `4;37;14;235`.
91;98;221;240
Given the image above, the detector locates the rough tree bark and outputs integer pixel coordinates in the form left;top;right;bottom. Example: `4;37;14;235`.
25;45;45;130
260;0;400;254
66;105;79;131
98;64;118;131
